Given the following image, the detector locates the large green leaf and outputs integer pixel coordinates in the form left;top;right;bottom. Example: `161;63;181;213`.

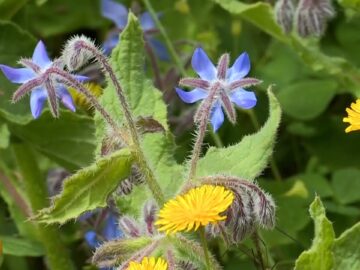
95;12;168;152
0;0;28;20
277;79;337;120
196;89;281;180
0;123;9;149
333;222;360;270
294;196;335;270
36;148;133;224
13;0;106;37
0;236;44;257
9;111;96;171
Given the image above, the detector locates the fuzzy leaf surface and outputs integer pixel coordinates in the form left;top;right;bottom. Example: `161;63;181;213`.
0;236;44;257
294;196;335;270
333;222;360;270
196;89;281;180
36;148;133;224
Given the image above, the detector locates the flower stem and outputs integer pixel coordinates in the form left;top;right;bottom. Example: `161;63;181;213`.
187;83;219;182
12;143;75;270
251;231;266;270
246;109;282;182
199;227;212;270
142;0;187;77
75;43;165;205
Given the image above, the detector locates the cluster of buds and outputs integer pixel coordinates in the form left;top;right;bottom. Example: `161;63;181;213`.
201;176;276;244
275;0;335;37
92;201;160;269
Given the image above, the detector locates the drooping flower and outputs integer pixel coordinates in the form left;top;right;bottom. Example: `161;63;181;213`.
176;48;261;131
155;185;234;234
0;41;86;119
101;0;169;60
343;99;360;133
84;212;122;249
127;257;168;270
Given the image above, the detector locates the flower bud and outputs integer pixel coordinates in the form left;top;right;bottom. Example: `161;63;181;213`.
178;261;198;270
143;201;157;235
275;0;295;34
62;35;96;71
118;216;141;238
295;0;335;37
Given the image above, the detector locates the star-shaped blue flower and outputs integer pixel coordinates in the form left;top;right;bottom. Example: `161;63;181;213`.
0;41;86;119
101;0;169;60
176;48;261;131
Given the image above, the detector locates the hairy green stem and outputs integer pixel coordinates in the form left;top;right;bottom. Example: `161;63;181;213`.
246;109;282;182
142;0;187;76
77;41;166;205
12;143;75;270
199;227;212;270
251;231;266;270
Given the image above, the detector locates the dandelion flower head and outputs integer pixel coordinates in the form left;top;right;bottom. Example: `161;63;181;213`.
156;185;234;234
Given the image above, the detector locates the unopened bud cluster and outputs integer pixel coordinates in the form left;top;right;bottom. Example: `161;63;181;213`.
275;0;335;37
202;176;276;243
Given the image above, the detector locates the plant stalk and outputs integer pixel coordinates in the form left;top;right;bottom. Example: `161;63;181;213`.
199;227;212;270
13;143;75;270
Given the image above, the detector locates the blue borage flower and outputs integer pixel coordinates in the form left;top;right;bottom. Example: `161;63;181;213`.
176;48;261;131
84;213;122;249
0;41;87;119
101;0;169;60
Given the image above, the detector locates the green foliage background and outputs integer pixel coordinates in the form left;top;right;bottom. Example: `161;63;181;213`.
0;0;359;269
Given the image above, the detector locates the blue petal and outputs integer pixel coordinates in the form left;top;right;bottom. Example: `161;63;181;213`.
85;231;100;249
210;101;224;132
103;214;122;241
57;86;76;112
102;32;120;55
0;65;35;84
229;89;257;109
32;41;52;68
175;87;208;103
101;0;128;29
147;38;170;61
30;88;47;119
191;48;217;81
228;52;250;81
140;12;156;32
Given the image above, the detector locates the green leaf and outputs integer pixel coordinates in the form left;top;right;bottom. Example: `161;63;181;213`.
333;222;360;270
338;0;360;12
36;148;133;224
9;111;96;171
212;0;288;42
13;0;106;37
0;21;36;125
277;79;337;120
331;168;360;205
294;196;335;270
196;88;281;180
95;13;168;152
0;123;10;149
0;236;44;257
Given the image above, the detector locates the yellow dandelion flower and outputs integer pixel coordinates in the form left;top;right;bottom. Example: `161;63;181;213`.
156;185;234;234
343;99;360;133
127;257;167;270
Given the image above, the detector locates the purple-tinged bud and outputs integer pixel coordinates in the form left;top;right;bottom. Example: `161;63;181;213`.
143;201;157;235
217;53;230;80
275;0;295;34
295;0;335;38
253;191;276;229
62;35;96;71
116;166;145;196
118;216;141;238
166;249;176;270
